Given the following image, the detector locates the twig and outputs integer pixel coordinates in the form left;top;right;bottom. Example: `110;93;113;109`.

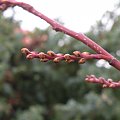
21;48;111;64
85;75;120;88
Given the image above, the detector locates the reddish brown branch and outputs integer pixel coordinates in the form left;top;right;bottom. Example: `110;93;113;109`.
21;48;111;64
85;75;120;88
0;0;120;70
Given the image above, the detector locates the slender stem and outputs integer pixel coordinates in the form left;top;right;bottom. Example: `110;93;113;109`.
86;75;120;88
1;0;120;70
21;48;112;63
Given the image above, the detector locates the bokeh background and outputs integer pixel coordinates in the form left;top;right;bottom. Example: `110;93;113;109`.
0;1;120;120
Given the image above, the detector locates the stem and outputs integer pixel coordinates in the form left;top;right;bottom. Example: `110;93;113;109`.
21;48;112;63
86;75;120;88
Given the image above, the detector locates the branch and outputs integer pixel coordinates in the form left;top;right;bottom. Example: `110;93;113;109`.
85;75;120;88
21;48;111;64
0;0;120;70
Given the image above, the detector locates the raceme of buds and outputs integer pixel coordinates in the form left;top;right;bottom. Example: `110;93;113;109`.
85;75;120;88
21;48;112;65
21;48;97;64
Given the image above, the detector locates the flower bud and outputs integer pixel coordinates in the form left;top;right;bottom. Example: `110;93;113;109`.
40;58;49;62
64;54;71;60
103;84;108;88
66;59;74;63
21;48;30;55
107;79;113;82
47;51;56;57
53;57;61;63
78;58;86;64
82;52;90;55
26;54;34;60
73;51;81;57
38;52;46;59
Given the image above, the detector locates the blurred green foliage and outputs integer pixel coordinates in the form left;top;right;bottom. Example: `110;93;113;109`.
0;3;120;120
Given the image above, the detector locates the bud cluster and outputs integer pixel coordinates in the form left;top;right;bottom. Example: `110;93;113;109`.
85;75;120;88
21;48;94;64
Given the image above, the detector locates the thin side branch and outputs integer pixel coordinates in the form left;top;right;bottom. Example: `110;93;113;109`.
85;75;120;88
21;48;111;64
0;0;120;70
